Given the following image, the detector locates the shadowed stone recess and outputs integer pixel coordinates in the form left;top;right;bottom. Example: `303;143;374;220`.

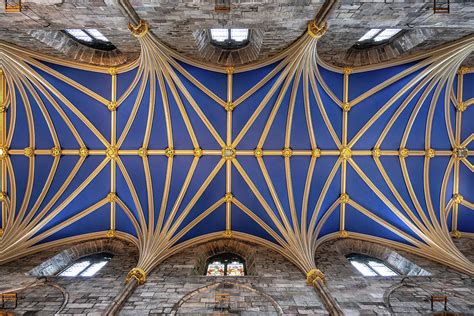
193;28;264;65
28;30;128;66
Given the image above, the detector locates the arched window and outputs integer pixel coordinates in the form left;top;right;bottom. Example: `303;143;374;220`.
354;28;402;49
63;29;116;51
57;253;113;277
346;253;399;277
209;28;250;50
205;253;245;276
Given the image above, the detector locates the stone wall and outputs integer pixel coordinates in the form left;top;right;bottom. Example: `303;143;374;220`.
122;240;327;315
315;238;474;315
0;239;138;315
1;0;473;67
0;237;473;315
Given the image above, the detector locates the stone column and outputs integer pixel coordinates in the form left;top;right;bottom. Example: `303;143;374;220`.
307;268;344;316
104;267;146;315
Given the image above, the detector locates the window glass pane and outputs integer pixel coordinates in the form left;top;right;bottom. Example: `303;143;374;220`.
80;261;108;277
210;29;229;42
350;261;377;276
368;261;397;276
374;29;401;42
230;29;249;42
86;29;109;42
226;262;244;276
65;29;93;42
207;261;225;276
59;260;91;276
358;29;381;42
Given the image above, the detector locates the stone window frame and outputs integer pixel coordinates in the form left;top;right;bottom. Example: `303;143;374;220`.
334;239;431;276
346;253;400;276
193;28;264;66
344;29;438;67
193;239;257;276
205;252;247;276
28;238;135;277
28;30;128;67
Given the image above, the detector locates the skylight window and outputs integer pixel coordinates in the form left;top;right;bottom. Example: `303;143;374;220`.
357;28;401;43
210;28;250;49
230;29;249;42
85;29;110;42
65;29;94;42
64;29;115;50
210;29;229;42
373;29;402;42
347;254;399;277
58;253;112;277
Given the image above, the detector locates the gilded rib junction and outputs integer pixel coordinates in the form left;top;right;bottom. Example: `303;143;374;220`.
0;20;473;283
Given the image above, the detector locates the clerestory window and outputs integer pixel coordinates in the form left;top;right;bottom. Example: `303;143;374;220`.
206;253;245;276
210;28;250;49
346;253;399;277
57;253;113;277
64;29;115;51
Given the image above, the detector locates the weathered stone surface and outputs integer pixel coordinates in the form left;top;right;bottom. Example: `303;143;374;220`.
0;237;472;314
0;0;473;67
315;238;474;315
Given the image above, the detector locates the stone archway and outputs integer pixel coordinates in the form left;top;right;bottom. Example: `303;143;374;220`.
332;238;430;276
28;238;138;277
193;239;258;276
170;282;283;315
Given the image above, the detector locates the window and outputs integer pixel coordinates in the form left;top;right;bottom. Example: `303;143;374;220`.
58;253;113;277
205;253;245;276
64;29;115;51
356;28;402;44
210;28;250;49
346;254;398;277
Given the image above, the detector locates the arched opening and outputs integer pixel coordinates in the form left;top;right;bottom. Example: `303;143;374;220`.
205;253;246;276
57;252;113;277
346;253;399;277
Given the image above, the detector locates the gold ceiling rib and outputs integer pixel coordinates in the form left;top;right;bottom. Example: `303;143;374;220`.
0;15;472;296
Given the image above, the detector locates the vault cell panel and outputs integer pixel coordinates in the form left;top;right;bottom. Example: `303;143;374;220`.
35;164;110;237
175;204;226;245
347;157;423;241
233;61;282;100
317;65;343;100
314;79;341;147
232;203;279;244
175;60;227;102
290;81;311;149
40;61;111;100
38;204;110;244
345;204;418;246
348;62;420;100
349;75;418;150
232;156;284;230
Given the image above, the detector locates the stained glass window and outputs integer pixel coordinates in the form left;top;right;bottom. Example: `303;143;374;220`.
207;261;225;276
205;253;245;276
58;253;113;277
346;253;399;277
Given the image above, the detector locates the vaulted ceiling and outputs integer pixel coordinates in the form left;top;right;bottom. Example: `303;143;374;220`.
0;18;473;276
0;0;473;278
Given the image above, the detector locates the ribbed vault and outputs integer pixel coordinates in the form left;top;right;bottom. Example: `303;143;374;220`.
0;18;473;287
